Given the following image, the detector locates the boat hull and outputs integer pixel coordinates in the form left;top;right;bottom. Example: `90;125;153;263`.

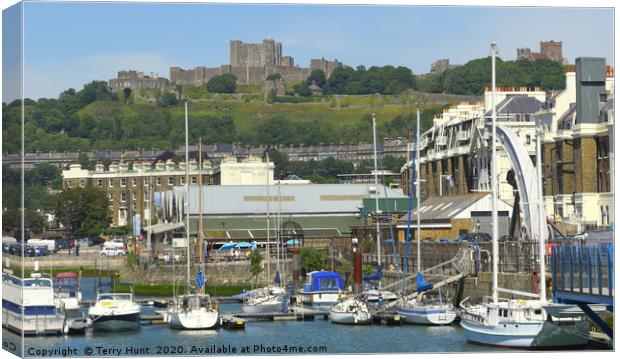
299;291;343;307
169;309;219;330
397;306;457;325
2;306;64;335
89;312;141;332
460;318;590;349
329;310;372;325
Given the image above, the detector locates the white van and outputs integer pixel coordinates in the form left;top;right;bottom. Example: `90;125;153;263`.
27;239;56;252
102;238;125;250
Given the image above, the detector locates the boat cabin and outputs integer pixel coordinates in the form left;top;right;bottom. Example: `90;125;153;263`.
303;271;344;293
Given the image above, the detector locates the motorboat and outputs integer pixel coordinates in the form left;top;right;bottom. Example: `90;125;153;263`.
329;296;372;325
2;271;65;335
168;294;220;330
298;271;346;307
87;292;141;331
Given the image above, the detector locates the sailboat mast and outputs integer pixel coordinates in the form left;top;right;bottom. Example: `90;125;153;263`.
416;106;422;273
490;43;499;305
198;138;204;293
276;178;282;277
184;101;190;292
265;152;271;283
536;122;547;303
372;113;381;288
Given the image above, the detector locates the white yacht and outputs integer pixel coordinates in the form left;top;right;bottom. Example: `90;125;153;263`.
329;296;372;325
87;292;141;331
168;102;220;330
54;272;86;333
2;271;65;335
168;294;220;330
397;295;457;325
242;286;286;313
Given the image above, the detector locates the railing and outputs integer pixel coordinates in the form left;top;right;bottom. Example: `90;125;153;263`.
435;136;447;146
551;243;614;302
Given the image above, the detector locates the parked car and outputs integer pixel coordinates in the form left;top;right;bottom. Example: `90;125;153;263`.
99;247;126;256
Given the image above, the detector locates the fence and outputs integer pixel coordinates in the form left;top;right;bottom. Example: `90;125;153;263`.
551;243;614;301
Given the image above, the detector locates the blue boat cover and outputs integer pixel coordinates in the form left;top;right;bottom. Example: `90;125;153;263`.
308;271;344;291
362;265;383;281
274;271;281;285
416;273;433;293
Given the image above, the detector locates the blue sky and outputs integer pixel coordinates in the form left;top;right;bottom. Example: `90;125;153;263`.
2;2;614;101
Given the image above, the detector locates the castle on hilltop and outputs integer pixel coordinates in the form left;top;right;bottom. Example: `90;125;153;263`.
171;38;342;86
517;40;567;63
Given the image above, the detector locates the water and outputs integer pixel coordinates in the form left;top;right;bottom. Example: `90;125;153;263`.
3;299;505;357
1;278;589;357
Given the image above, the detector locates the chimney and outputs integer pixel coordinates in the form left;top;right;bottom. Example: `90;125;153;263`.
575;57;606;124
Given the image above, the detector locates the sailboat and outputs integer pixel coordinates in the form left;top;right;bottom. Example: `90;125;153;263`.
242;152;286;313
168;102;220;330
329;296;372;325
396;106;457;326
361;114;396;303
459;43;590;348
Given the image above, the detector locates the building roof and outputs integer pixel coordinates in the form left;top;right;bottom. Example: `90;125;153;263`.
164;184;405;218
484;96;544;118
396;192;510;224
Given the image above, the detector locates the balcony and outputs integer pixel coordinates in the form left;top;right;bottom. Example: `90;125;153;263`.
456;131;470;142
435;136;447;146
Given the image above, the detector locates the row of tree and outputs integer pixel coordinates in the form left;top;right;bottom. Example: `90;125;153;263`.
417;57;566;95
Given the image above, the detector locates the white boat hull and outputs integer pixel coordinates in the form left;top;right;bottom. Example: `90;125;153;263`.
2;307;65;335
460;318;590;349
329;310;372;324
169;309;219;330
397;305;457;325
299;291;343;306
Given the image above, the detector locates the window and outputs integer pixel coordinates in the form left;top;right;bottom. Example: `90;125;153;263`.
120;178;127;187
156;177;161;186
144;191;149;201
191;176;197;185
180;177;185;185
108;193;113;201
144;178;149;186
168;177;174;185
97;179;103;187
132;178;137;187
526;135;531;145
132;192;136;201
79;180;85;188
121;193;126;203
109;179;114;188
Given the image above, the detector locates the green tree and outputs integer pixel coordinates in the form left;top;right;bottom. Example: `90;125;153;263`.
307;69;327;88
300;247;325;274
2;208;45;235
52;186;111;236
266;73;281;81
158;92;179;107
249;249;263;285
207;74;237;93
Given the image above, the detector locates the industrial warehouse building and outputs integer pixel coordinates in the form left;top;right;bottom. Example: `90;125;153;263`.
157;183;407;242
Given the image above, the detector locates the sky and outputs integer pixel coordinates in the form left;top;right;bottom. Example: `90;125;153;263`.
2;1;615;101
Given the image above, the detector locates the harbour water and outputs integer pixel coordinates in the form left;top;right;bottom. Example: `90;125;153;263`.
4;302;504;357
2;277;599;356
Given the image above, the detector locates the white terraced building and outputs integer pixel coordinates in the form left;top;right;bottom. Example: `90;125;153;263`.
401;57;614;233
